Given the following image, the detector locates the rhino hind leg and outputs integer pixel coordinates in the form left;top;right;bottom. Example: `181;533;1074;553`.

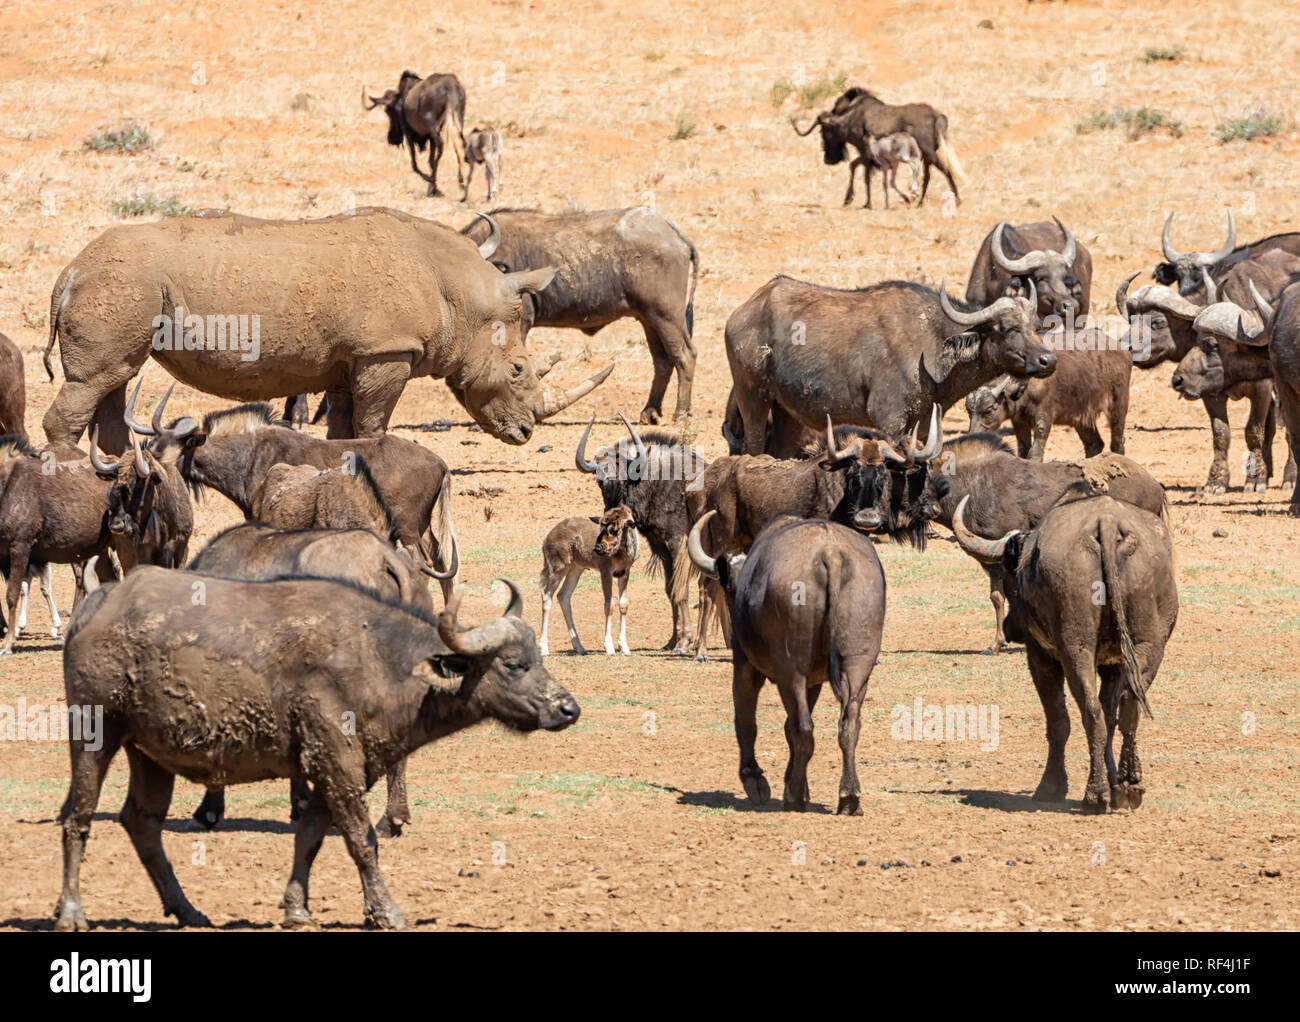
119;745;211;927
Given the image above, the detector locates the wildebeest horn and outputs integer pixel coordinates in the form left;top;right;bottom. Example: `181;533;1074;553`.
939;281;993;327
824;415;862;462
790;112;823;137
129;428;152;479
537;364;614;418
1201;268;1218;305
991;222;1045;274
687;510;720;578
420;535;460;581
1249;279;1276;332
1054;216;1076;265
88;425;119;474
1161;212;1183;263
83;556;101;596
361;84;381;110
1115;271;1140;319
618;411;649;470
150;381;176;434
124;378;155;436
473;213;501;260
952;495;1019;564
575;414;599;473
437;583;519;656
915;404;943;462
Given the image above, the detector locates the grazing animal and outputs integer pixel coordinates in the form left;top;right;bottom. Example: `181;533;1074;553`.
462;127;504;201
462;206;699;423
575;414;708;653
147;402;460;592
362;71;467;196
41;208;611;450
952;490;1178;812
0;332;25;438
688;512;886;814
923;433;1167;653
538;506;639;657
725;276;1056;455
1118;268;1289;493
866;132;923;208
56;571;578;931
966;218;1093;322
964;338;1131;459
185;523;439;837
791;87;966;207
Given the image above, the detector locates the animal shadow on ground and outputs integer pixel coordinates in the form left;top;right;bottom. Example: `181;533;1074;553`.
673;787;833;814
22;812;297;835
920;787;1087;815
2;916;275;931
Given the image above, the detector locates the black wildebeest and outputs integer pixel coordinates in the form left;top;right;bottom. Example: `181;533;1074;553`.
688;512;886;814
463;206;700;423
575;413;708;653
791;87;967;207
725;276;1057;455
362;71;467;197
1118;263;1293;493
538;506;639;657
965;338;1131;459
0;332;25;438
185;523;441;838
923;433;1167;653
966;218;1093;322
56;571;578;931
952;489;1178;812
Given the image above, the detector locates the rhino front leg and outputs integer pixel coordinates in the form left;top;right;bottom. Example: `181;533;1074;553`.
350;354;413;438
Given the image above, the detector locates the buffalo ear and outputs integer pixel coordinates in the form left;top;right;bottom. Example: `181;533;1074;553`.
1001;534;1026;573
1005;378;1029;400
1153;264;1177;286
817;455;852;472
412;657;468;690
923;332;982;382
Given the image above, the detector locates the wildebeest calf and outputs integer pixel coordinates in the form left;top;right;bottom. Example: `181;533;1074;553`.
688;512;886;814
462;126;503;201
952;489;1178;812
964;338;1131;459
867;132;922;208
539;506;638;657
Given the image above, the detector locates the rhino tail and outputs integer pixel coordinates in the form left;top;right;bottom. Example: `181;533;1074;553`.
44;264;75;381
1098;514;1153;719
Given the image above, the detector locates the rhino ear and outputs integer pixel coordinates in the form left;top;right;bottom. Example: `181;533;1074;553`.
499;266;556;301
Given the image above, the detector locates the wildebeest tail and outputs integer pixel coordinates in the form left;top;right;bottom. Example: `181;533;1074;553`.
442;105;467;182
664;217;699;338
420;470;459;577
1098;514;1152;718
670;536;694;608
44;264;75;381
934;116;969;190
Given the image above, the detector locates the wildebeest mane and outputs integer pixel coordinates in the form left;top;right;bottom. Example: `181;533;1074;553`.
202;402;285;436
0;433;37;458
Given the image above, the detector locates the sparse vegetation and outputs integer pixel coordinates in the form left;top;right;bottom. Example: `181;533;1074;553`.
642;50;665;62
290;91;313;112
1214;108;1286;143
110;191;193;218
669;115;697;141
1142;44;1185;62
771;71;849;108
83;121;153;154
1075;105;1183;140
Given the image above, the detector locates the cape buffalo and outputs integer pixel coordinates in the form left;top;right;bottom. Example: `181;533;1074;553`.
185;523;441;837
966;218;1092;322
0;332;24;438
952;490;1178;812
964;338;1131;459
688;512;886;814
1243;280;1300;515
462;206;699;423
363;71;467;196
791;87;966;207
56;571;578;931
575;414;708;653
41;208;611;451
725;276;1057;456
1118;269;1287;493
924;433;1167;653
1154;209;1300;296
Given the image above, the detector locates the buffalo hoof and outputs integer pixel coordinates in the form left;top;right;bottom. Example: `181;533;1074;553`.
1113;782;1144;809
836;795;862;816
281;907;318;930
54;904;90;932
741;771;770;807
980;643;1005;656
1079;790;1109;814
1032;775;1068;802
173;905;212;928
638;408;663;426
782;793;808;812
374;814;404;839
188;809;219;832
365;903;408;931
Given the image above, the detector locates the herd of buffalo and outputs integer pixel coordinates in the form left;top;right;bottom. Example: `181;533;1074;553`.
0;76;1296;930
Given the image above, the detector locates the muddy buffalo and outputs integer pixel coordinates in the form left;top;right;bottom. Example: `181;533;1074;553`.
966;218;1092;322
42;208;611;451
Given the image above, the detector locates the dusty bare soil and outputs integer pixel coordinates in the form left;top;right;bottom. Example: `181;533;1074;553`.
1;0;1299;930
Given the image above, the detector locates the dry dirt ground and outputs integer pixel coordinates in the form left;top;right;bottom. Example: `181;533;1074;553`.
1;0;1299;930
